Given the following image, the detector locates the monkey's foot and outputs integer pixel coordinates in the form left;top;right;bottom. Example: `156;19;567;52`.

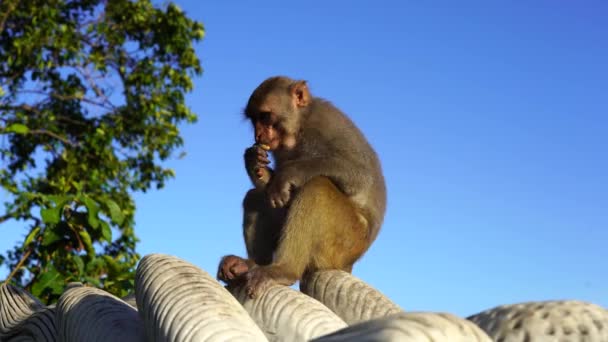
217;255;249;283
245;267;276;299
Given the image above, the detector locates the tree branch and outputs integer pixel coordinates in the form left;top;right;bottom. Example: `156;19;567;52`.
0;212;16;224
75;66;116;110
0;0;20;36
4;248;32;284
28;129;78;147
17;90;115;111
0;103;42;115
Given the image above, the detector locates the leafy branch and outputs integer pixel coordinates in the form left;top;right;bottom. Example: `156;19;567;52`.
0;0;203;303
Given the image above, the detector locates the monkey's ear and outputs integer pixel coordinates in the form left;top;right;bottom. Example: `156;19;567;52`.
291;80;311;107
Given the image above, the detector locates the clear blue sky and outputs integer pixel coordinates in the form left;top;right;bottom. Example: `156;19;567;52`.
1;1;607;317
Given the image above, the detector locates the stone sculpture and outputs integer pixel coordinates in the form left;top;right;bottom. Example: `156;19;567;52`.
1;253;606;342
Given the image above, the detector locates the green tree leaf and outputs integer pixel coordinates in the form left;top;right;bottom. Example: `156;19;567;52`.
105;200;125;226
73;255;84;275
78;230;95;257
23;227;41;247
99;221;112;243
31;265;62;297
41;225;63;246
4;123;30;134
80;195;101;229
102;255;121;275
84;276;101;287
40;207;61;225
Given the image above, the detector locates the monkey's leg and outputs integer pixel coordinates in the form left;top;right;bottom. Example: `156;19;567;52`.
243;188;284;265
245;177;369;298
218;188;283;284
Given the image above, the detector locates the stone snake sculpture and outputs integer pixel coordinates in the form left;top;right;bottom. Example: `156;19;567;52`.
1;254;606;341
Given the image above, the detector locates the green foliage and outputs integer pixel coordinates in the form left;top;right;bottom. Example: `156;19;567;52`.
0;0;203;303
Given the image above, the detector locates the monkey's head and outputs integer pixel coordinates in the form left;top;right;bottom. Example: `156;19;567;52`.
244;76;311;151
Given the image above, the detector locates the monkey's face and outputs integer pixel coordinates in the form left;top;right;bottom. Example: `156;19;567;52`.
253;111;283;150
245;77;310;151
248;94;299;151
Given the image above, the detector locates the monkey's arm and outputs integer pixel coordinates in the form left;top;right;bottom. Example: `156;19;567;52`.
282;157;367;192
267;157;367;208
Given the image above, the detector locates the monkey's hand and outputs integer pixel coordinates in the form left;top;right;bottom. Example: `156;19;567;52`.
266;171;301;208
217;255;250;283
244;145;272;187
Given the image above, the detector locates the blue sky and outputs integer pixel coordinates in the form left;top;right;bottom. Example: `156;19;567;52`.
1;1;607;317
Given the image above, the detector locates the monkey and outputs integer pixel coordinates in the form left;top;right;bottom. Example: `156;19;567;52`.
217;76;386;298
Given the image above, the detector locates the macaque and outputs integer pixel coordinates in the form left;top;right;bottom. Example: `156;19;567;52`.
218;76;386;298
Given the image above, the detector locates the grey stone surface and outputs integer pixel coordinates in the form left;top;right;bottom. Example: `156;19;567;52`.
1;254;607;342
313;312;492;342
56;286;145;342
468;300;608;342
230;283;347;341
0;284;57;342
122;293;138;309
300;270;403;325
135;253;267;342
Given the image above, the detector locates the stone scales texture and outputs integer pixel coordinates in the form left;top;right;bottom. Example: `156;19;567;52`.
0;254;605;341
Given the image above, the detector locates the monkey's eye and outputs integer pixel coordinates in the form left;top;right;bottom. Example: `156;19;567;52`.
258;112;272;125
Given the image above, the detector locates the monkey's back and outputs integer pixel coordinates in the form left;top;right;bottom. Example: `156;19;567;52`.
297;98;387;240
